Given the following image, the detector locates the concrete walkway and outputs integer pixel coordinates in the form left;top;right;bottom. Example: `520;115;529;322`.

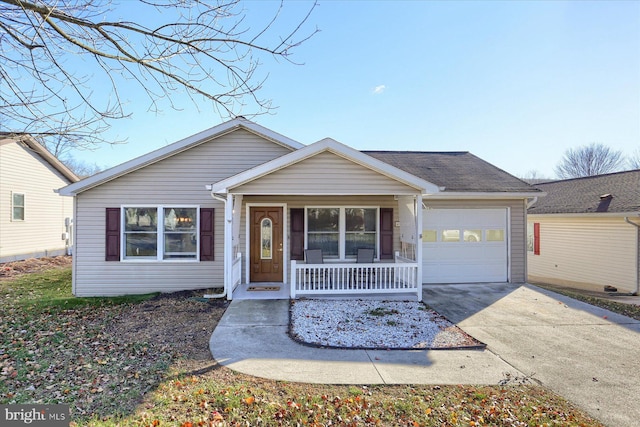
210;284;640;427
210;299;521;385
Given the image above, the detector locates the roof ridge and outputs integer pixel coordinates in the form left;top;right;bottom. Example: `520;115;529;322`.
537;169;640;185
362;150;470;154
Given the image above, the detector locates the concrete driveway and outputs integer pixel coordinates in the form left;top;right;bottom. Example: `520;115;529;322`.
423;283;640;427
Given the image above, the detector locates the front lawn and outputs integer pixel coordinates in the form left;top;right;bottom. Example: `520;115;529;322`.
0;260;604;426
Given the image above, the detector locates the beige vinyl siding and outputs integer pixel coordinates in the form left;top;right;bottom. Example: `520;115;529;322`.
240;195;401;284
73;129;292;296
528;216;639;293
234;152;419;195
0;141;73;262
423;199;527;283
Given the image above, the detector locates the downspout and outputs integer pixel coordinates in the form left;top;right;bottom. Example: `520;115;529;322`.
526;197;538;209
203;188;229;299
624;216;640;296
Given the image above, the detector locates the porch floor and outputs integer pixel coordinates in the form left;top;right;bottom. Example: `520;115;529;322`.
232;282;421;301
232;283;289;300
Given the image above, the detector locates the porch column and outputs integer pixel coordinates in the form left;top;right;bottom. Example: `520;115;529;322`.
416;194;423;301
225;192;233;300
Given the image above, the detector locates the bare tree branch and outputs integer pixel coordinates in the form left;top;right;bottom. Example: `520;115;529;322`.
0;0;318;153
554;143;625;178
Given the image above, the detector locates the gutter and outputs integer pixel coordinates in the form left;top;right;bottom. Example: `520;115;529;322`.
624;216;640;296
203;188;228;299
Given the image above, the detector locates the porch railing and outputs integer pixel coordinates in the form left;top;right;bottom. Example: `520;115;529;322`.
290;253;420;300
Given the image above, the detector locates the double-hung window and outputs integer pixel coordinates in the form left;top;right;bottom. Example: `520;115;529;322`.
12;192;25;221
123;206;198;260
306;207;378;259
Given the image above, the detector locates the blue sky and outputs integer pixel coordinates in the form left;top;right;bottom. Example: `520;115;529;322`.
75;0;639;178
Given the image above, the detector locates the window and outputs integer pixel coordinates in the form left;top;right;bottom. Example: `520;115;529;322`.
164;208;197;259
261;218;273;259
422;230;437;242
12;192;25;221
486;229;504;242
306;207;378;259
307;208;339;257
441;229;460;242
345;208;377;256
123;206;198;260
464;229;482;242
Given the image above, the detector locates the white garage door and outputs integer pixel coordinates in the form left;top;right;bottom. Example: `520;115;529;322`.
422;208;508;283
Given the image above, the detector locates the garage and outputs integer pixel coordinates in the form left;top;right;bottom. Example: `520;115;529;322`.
422;208;508;283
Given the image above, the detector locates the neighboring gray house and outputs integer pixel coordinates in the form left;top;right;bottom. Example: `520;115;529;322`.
59;118;540;299
528;170;640;295
0;134;79;262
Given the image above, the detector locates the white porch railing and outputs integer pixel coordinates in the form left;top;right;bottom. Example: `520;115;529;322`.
231;252;242;292
291;253;420;300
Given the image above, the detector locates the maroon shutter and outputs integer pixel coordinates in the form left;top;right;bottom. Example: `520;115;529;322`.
533;222;541;255
290;208;305;260
200;208;215;261
105;208;120;261
380;208;393;259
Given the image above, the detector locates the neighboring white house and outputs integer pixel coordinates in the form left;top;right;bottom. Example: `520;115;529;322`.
0;134;79;262
528;170;640;295
59;118;540;299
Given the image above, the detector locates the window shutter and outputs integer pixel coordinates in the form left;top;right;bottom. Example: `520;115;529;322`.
105;208;120;261
380;208;394;259
533;222;540;255
290;208;305;260
200;208;215;261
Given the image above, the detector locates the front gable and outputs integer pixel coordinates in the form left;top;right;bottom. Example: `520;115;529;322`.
211;138;439;195
235;151;422;195
60;118;302;196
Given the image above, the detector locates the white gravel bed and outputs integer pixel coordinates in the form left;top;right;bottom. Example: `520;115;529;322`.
290;299;482;349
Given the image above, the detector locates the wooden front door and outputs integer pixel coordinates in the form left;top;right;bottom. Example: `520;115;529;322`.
250;206;283;282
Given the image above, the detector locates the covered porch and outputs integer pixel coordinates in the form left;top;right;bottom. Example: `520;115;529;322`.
208;138;440;301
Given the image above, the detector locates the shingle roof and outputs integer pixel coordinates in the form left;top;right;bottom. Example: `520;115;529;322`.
528;169;640;214
364;151;538;193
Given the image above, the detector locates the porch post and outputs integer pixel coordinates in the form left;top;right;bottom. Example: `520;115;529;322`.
290;260;297;299
225;193;234;300
416;194;423;301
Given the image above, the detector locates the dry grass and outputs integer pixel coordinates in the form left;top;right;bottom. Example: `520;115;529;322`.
0;258;605;426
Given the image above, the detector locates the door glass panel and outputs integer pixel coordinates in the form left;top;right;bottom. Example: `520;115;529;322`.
463;229;482;242
441;229;460;242
422;230;437;242
261;218;272;259
487;229;505;241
